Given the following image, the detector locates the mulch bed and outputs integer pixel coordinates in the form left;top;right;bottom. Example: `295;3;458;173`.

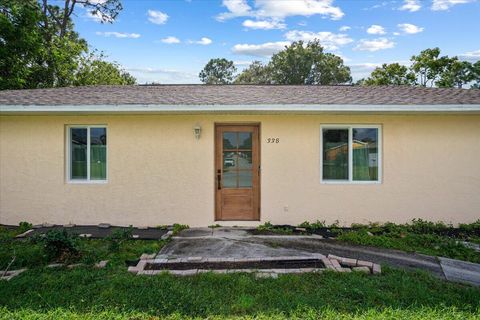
145;259;326;271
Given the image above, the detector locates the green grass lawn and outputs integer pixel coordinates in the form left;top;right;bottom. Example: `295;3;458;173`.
1;225;480;319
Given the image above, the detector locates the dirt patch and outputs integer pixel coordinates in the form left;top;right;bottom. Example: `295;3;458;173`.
145;259;326;271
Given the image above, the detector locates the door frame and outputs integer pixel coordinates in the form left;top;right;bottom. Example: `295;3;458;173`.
214;122;261;221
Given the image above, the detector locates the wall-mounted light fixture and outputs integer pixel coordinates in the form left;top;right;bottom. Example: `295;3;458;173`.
193;125;202;140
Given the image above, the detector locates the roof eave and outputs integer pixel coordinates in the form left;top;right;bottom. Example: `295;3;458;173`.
1;104;480;115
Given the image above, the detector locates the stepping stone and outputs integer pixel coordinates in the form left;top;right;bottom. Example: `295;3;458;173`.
95;260;108;269
42;223;54;228
63;223;76;228
47;263;64;268
79;234;92;238
352;266;371;273
98;223;111;229
0;269;27;281
15;229;34;238
439;257;480;286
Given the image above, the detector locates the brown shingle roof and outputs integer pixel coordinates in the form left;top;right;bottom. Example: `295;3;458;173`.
1;85;479;106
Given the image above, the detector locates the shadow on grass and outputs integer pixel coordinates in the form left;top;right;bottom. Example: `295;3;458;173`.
0;266;479;319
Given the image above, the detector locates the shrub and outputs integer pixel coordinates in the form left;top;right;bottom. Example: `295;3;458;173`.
17;221;33;234
172;223;189;235
106;226;133;252
32;229;80;263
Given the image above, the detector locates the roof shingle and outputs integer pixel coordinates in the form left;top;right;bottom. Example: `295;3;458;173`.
0;85;479;106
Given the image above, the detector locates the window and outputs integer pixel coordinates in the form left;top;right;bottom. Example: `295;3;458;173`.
321;125;381;183
67;126;107;182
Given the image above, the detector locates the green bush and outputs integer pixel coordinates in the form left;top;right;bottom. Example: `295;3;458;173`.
31;229;80;263
17;221;33;234
172;223;189;235
106;226;133;252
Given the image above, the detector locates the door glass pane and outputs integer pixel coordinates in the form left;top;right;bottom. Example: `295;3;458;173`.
353;128;378;181
223;171;237;188
223;151;237;169
237;151;252;169
90;128;107;180
239;171;252;187
223;132;237;149
323;129;349;180
238;132;252;149
70;128;87;180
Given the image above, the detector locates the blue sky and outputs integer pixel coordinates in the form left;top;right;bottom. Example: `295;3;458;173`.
71;0;480;83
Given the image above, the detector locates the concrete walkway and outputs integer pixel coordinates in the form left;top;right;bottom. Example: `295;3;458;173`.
157;227;480;286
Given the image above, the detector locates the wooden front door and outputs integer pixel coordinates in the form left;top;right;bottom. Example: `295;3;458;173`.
215;124;260;221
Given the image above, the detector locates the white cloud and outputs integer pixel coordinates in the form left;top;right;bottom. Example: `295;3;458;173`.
284;30;353;50
126;67;198;84
339;25;351;31
217;0;252;20
86;10;114;23
397;23;424;34
459;49;480;62
161;36;181;44
233;60;254;66
189;37;213;45
242;19;286;29
366;25;386;35
217;0;344;21
95;31;140;38
399;0;421;12
147;10;169;24
431;0;475;10
354;38;395;51
232;41;290;57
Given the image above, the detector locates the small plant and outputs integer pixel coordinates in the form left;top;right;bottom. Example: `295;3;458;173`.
298;220;326;230
208;224;221;229
18;221;33;234
156;225;169;230
32;229;80;263
257;221;274;231
106;226;133;252
172;223;189;235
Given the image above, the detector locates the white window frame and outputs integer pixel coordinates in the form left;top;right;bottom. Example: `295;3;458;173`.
66;125;108;184
320;124;382;184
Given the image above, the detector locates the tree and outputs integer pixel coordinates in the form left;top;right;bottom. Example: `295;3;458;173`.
234;61;272;84
471;61;480;89
436;59;475;88
361;63;416;86
268;40;351;85
308;53;351;85
410;47;451;87
199;58;237;84
74;52;136;86
0;0;44;89
40;0;122;37
0;0;135;89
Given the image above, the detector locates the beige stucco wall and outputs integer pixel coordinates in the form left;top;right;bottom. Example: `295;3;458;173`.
1;114;479;227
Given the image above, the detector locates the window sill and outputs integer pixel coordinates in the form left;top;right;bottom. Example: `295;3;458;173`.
320;180;381;185
67;180;108;184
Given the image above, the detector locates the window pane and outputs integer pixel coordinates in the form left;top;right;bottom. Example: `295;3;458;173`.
90;128;107;180
353;128;378;181
239;171;252;187
71;128;87;180
223;171;237;188
223;132;237;149
237;151;252;169
323;129;349;180
223;151;237;169
238;132;252;149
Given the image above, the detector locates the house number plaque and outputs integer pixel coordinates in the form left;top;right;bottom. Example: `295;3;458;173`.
266;138;280;143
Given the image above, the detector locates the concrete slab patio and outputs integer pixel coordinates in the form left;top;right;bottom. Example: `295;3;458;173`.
157;227;480;286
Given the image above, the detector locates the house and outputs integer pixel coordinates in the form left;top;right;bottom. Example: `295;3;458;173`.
0;85;479;227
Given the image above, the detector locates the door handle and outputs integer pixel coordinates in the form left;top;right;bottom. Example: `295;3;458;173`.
217;170;222;190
